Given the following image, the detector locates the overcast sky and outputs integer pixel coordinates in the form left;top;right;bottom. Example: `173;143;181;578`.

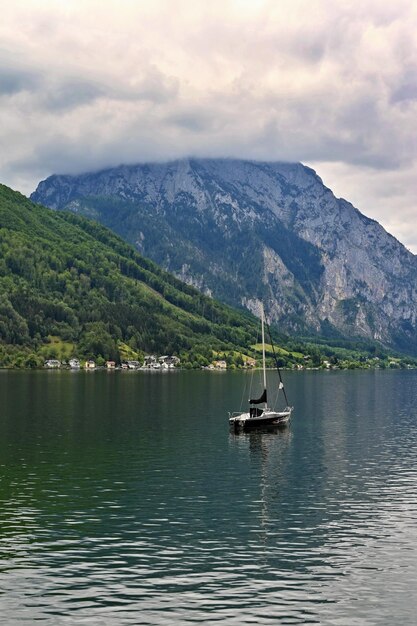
1;0;416;250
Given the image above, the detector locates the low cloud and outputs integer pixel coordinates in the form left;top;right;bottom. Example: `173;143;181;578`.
0;67;40;96
0;0;416;249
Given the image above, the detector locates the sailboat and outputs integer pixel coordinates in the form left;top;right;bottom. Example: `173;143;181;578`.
228;304;293;430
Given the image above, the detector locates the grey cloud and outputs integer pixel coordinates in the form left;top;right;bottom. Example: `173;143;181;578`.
128;69;179;104
10;138;112;181
0;55;177;114
165;109;216;133
40;78;106;111
0;65;41;95
0;54;105;110
11;127;184;182
393;83;417;103
39;67;178;112
391;68;417;104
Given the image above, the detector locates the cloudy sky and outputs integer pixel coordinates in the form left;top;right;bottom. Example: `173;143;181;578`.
1;0;416;250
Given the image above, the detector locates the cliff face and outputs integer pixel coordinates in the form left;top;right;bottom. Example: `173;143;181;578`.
31;158;417;352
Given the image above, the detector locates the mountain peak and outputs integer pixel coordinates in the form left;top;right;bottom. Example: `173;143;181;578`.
31;158;417;353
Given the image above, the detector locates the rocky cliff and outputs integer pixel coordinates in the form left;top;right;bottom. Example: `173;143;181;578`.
31;158;417;353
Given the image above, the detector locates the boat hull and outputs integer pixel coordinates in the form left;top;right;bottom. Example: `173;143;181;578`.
229;408;292;430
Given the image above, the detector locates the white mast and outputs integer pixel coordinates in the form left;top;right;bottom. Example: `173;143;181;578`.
261;303;267;408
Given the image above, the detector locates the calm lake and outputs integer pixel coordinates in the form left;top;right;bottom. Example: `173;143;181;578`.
1;369;417;625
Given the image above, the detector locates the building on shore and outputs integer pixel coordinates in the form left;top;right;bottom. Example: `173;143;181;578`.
44;359;61;368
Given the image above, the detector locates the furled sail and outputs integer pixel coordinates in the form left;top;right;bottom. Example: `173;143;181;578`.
250;389;267;404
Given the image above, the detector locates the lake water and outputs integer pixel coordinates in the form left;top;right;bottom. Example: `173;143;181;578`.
1;369;417;625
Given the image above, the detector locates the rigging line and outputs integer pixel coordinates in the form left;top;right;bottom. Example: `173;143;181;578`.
240;319;260;410
249;321;261;401
265;320;290;407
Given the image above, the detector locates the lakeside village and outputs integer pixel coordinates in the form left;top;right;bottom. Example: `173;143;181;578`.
43;351;416;371
44;355;255;371
44;355;182;371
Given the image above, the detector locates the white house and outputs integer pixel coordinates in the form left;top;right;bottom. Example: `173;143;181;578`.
44;359;61;369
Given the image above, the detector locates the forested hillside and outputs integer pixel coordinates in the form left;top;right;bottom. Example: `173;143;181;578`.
0;184;259;367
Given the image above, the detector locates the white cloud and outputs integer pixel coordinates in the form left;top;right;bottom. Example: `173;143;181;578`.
0;0;416;249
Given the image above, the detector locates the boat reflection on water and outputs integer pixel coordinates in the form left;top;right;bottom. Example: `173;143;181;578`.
229;424;294;546
229;421;293;450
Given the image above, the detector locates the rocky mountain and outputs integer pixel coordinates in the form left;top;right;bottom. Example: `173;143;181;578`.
31;158;417;354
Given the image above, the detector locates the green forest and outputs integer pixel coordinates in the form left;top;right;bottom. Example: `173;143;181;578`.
0;184;262;367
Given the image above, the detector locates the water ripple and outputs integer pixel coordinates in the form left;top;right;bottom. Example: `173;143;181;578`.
1;370;417;624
